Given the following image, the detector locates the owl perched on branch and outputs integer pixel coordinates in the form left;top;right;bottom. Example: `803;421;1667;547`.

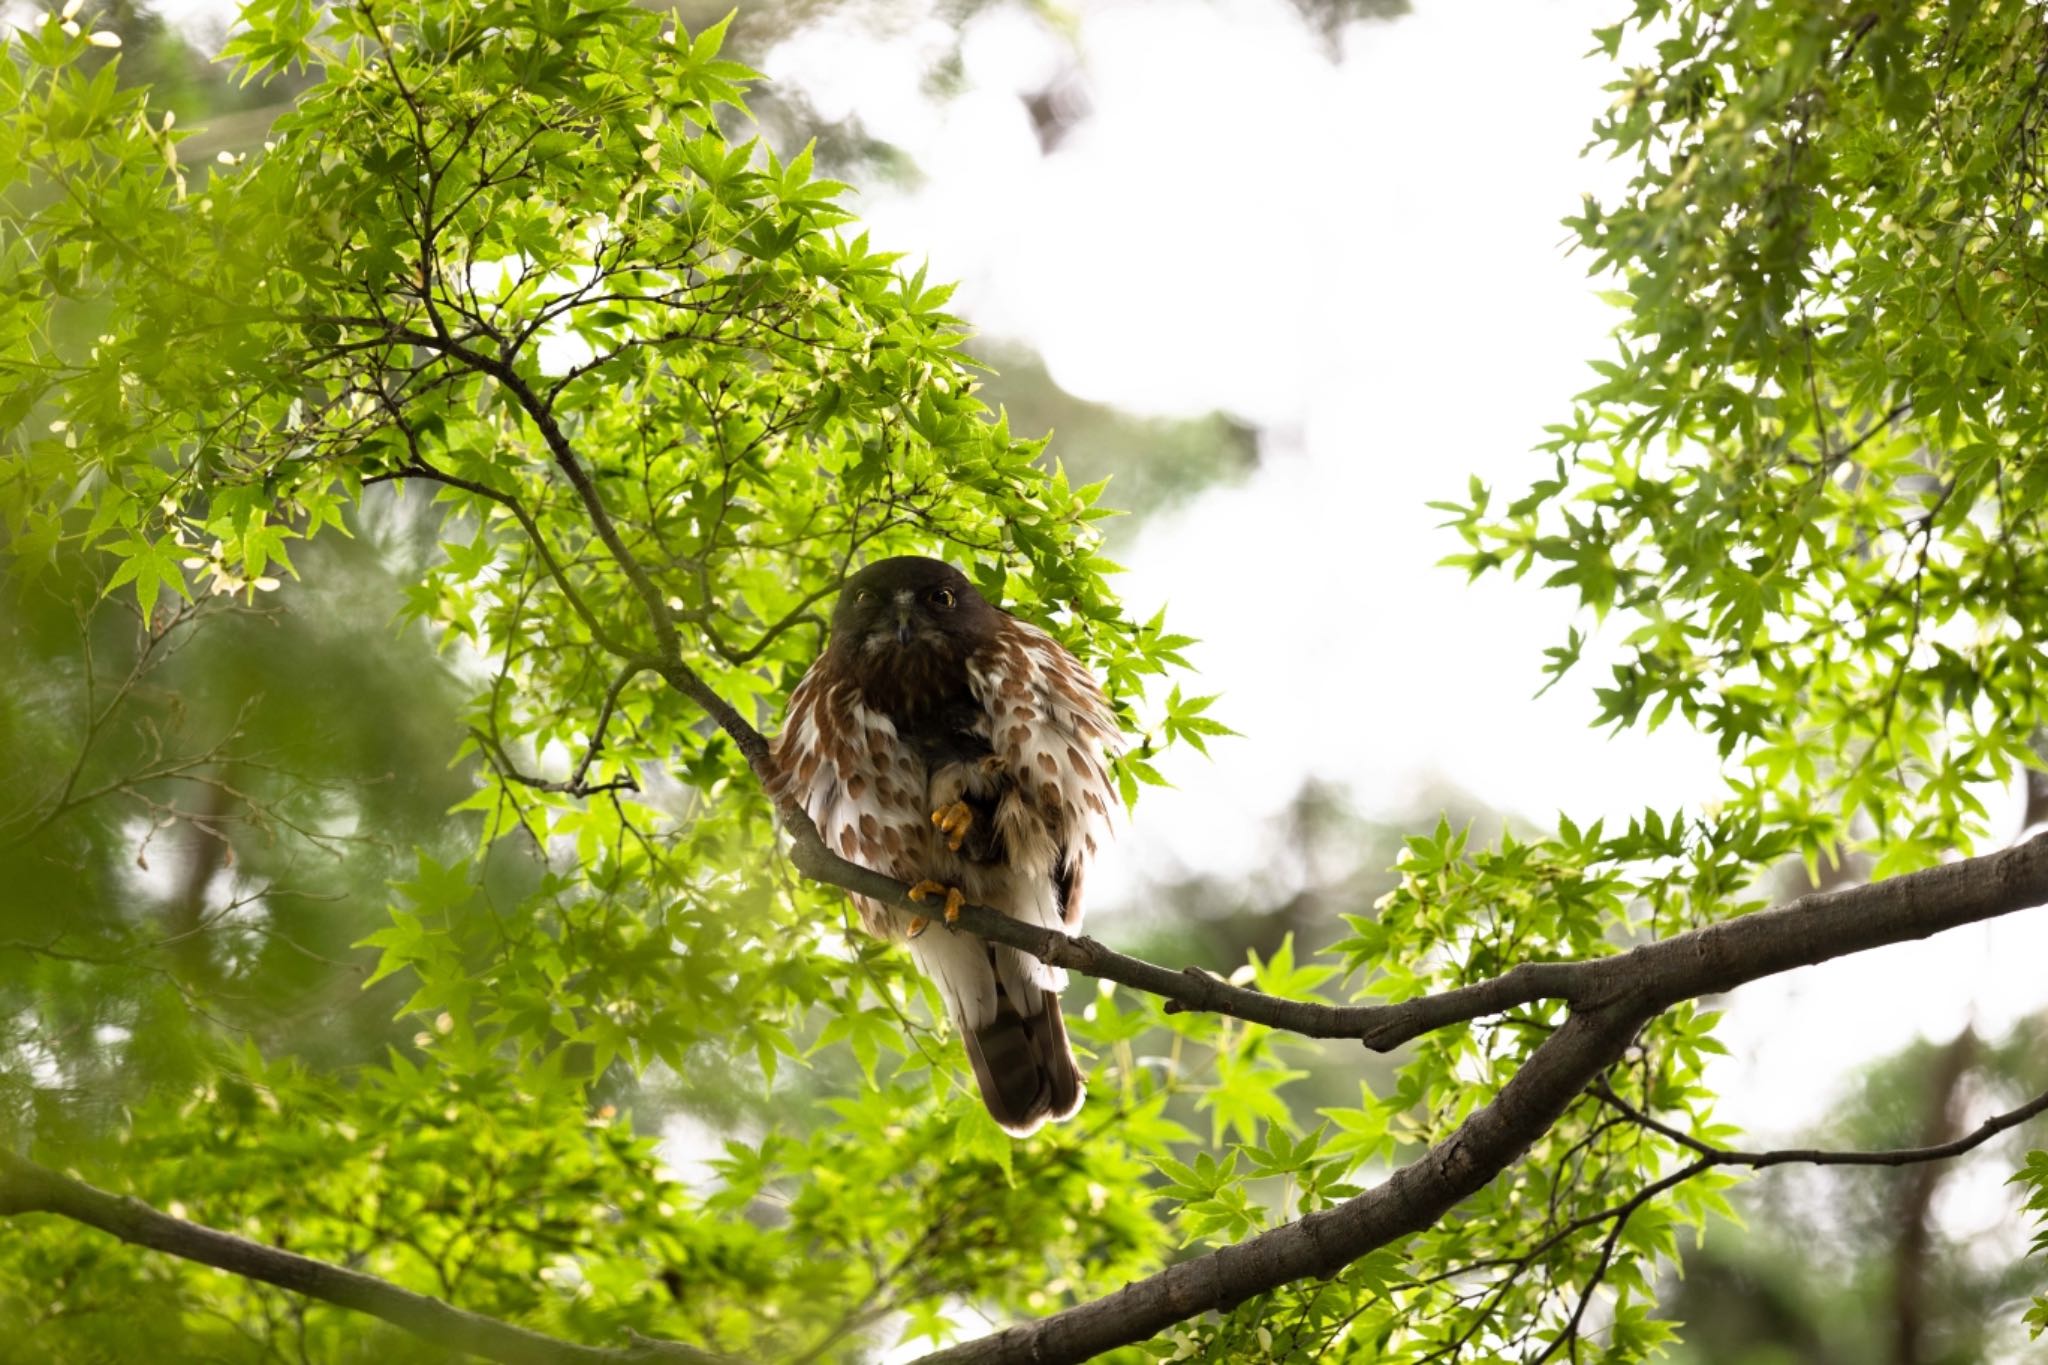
772;557;1119;1135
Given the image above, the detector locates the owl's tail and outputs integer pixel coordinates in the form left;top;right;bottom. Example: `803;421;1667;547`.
962;977;1084;1137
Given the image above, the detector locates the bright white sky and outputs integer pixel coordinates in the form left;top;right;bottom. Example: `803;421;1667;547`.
773;0;1727;851
763;0;2048;1161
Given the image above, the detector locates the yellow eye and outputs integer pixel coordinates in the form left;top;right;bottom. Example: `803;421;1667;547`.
853;588;875;605
931;588;956;609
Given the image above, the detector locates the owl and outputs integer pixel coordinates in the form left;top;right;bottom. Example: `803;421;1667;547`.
771;557;1119;1135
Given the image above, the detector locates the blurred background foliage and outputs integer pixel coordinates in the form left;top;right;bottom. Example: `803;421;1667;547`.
1665;1017;2048;1365
5;0;2045;1359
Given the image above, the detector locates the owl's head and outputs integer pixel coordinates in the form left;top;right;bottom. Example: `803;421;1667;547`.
831;556;1000;660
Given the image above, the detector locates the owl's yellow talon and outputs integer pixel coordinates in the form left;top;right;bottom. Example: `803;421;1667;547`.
905;916;929;938
931;800;974;851
906;880;968;924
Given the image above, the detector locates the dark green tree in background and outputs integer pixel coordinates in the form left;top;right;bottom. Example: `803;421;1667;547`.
3;0;2048;1362
1667;1019;2048;1365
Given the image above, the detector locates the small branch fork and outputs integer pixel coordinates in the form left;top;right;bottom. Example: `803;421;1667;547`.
1369;1075;2048;1365
1587;1077;2048;1174
465;658;653;798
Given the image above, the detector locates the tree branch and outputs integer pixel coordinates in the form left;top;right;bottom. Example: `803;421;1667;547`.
1595;1075;2048;1173
386;328;682;660
468;724;641;798
0;1151;732;1365
905;836;2048;1363
788;820;2048;1059
1534;1074;2048;1363
915;1006;1662;1365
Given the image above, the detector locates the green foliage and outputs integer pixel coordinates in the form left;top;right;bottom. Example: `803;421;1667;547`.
1;1039;700;1360
5;0;2048;1359
2024;1149;2048;1338
1440;0;2048;878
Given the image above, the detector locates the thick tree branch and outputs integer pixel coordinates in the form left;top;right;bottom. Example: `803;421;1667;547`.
788;817;2048;1058
0;1151;732;1365
916;1007;1662;1364
904;837;2048;1363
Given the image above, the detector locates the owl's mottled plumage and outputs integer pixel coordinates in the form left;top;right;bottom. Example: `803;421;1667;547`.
771;557;1118;1134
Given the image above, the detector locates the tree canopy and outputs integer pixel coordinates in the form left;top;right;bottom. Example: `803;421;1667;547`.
2;0;2046;1361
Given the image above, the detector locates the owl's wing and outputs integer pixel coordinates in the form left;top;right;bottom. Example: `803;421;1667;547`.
969;615;1119;931
771;666;928;939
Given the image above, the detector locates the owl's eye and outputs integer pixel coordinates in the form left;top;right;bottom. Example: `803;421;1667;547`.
853;588;875;605
930;588;956;609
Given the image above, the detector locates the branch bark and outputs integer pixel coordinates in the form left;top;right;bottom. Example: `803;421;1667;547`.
789;815;2048;1060
905;834;2048;1364
0;1151;732;1365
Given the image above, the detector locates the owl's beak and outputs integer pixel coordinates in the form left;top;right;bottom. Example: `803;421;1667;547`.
893;604;913;645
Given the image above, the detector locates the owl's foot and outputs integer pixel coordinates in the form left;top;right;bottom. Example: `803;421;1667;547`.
907;879;968;924
931;801;974;852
